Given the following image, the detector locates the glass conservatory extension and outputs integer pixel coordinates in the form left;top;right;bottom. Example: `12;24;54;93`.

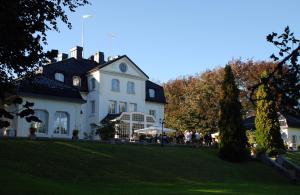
114;112;156;140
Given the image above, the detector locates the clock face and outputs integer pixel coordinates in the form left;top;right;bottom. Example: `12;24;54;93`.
119;63;128;72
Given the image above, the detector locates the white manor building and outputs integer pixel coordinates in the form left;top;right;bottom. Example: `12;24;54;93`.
5;46;166;140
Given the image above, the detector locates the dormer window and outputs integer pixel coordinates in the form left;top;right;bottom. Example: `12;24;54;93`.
149;88;155;98
55;73;64;82
73;76;81;87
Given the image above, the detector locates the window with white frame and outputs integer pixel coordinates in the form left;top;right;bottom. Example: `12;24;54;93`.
54;112;69;135
111;79;120;92
132;113;144;122
31;110;49;134
149;110;156;119
129;103;137;112
73;76;81;87
108;101;117;114
119;102;127;113
127;81;135;94
54;73;64;82
90;100;95;114
149;88;155;98
90;78;96;91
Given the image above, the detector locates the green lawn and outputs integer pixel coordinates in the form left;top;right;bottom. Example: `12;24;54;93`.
284;151;300;167
0;140;299;194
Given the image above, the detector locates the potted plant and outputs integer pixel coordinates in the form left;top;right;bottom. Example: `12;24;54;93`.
29;126;37;139
72;129;79;141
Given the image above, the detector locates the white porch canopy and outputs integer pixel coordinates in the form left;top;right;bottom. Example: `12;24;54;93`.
134;126;176;135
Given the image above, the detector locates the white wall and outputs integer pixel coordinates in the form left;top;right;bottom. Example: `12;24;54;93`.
282;127;300;150
145;102;165;125
16;96;82;138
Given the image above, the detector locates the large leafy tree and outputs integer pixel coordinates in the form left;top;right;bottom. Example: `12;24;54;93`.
255;72;285;156
218;65;248;162
0;0;89;128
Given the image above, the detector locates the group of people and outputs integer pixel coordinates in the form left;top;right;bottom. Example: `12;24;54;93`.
175;130;214;145
138;130;216;146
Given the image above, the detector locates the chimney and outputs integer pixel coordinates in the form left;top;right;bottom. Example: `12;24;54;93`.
94;52;105;64
70;46;83;59
57;53;68;61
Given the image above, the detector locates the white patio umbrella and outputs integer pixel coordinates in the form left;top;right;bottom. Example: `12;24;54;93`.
134;126;176;135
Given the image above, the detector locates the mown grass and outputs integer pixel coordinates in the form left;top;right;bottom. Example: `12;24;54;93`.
284;151;300;167
0;140;299;194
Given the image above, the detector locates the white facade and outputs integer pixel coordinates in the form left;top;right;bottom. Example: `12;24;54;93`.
11;96;82;138
6;56;165;139
83;57;165;138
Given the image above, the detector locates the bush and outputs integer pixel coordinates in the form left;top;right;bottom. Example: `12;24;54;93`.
72;129;79;140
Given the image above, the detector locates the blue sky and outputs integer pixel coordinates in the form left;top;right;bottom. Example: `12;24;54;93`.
44;0;300;83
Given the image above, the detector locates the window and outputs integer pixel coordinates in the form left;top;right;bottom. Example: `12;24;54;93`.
55;73;64;82
108;101;117;114
119;63;128;72
127;81;135;94
132;113;144;122
54;112;69;135
146;116;155;123
90;78;96;91
119;102;127;113
111;79;120;92
90;100;95;114
149;88;155;98
31;110;48;134
129;103;137;112
117;122;130;139
73;76;81;87
149;110;156;119
292;135;297;144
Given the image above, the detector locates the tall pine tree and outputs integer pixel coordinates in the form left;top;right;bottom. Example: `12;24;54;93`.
255;72;285;156
218;65;248;162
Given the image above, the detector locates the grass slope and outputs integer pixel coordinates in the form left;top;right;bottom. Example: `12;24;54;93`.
0;140;299;194
284;152;300;167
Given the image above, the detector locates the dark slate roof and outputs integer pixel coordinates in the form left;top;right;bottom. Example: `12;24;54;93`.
243;114;300;130
17;75;85;103
87;55;149;79
145;80;166;104
42;58;99;92
101;113;122;123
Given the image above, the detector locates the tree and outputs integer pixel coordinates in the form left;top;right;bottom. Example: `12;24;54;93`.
96;120;118;141
255;72;285;156
218;65;248;162
0;0;89;128
250;26;300;116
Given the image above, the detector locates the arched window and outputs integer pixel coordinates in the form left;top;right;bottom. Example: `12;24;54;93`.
54;112;69;135
149;88;155;98
111;79;120;92
31;110;49;134
73;76;81;87
55;73;64;82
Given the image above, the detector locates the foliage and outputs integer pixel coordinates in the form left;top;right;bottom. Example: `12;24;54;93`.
164;61;279;134
250;26;300;116
0;96;40;129
255;72;285;156
0;0;89;128
218;65;248;162
246;130;256;147
96;120;119;141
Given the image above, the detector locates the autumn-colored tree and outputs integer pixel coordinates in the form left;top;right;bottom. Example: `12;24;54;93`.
218;65;248;162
